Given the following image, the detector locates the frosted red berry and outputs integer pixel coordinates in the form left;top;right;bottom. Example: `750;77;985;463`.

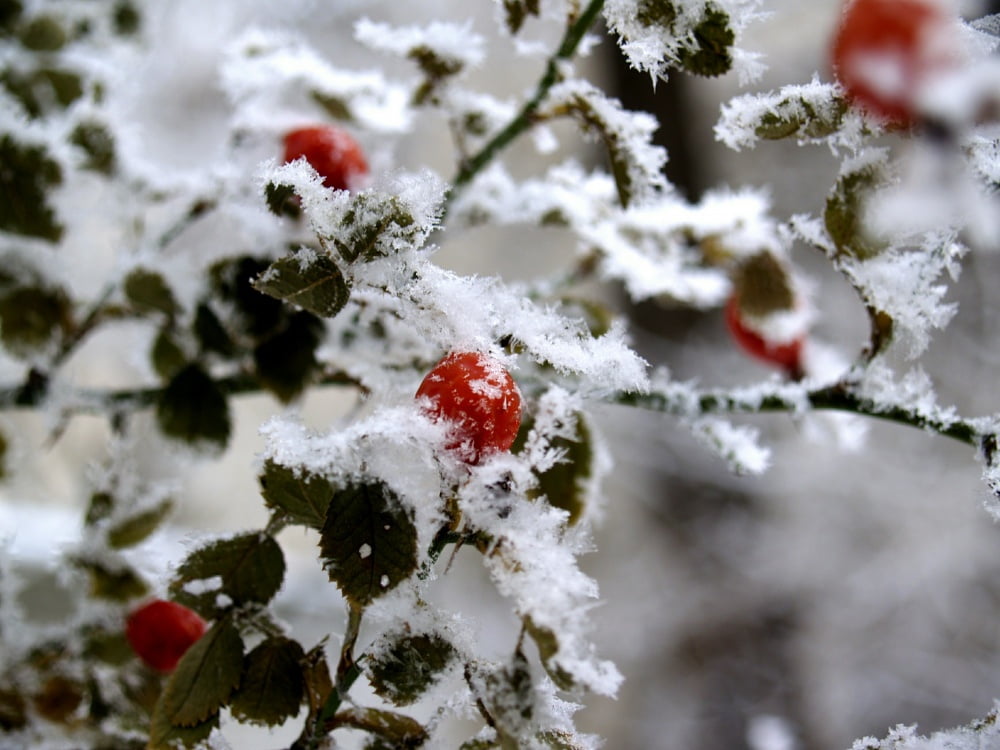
416;351;522;464
831;0;955;125
125;599;207;673
282;125;368;191
725;295;804;378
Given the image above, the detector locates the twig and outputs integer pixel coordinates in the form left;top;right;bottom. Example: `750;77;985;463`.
444;0;606;213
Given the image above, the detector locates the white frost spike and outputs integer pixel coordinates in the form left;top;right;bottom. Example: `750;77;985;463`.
355;18;486;69
690;416;771;475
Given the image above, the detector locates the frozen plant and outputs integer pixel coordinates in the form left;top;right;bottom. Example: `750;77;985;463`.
1;0;1000;748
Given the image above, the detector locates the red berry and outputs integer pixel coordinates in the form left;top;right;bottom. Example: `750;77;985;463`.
125;599;207;673
282;125;368;191
416;351;522;465
725;295;805;378
831;0;956;125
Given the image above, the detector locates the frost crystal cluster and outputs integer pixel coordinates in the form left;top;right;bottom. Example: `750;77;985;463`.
2;0;1000;748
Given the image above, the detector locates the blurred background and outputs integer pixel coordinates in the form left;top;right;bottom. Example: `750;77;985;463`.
4;1;1000;748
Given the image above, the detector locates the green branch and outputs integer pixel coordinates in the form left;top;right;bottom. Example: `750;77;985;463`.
445;0;605;209
617;380;988;451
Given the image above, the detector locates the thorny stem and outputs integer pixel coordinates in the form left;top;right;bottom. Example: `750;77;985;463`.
443;0;606;213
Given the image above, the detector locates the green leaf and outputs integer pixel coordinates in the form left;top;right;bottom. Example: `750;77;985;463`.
0;426;8;479
253;311;323;402
525;414;594;527
124;268;177;317
81;625;134;666
112;1;140;35
192;303;235;357
330;194;417;264
0;67;83;118
70;121;116;175
106;499;173;549
501;0;540;34
153;616;244;728
84;491;114;526
675;5;734;77
0;285;68;355
19;14;66;51
0;133;62;241
155;363;231;448
732;251;795;317
636;0;678;27
0;686;27;731
210;255;285;337
264;181;300;218
367;631;458;706
754;95;847;142
318;480;419;607
151;327;187;380
824;161;889;260
170;532;286;617
230;637;305;726
0;0;23;33
301;640;334;716
258;459;335;529
252;251;350;319
78;558;148;602
524;617;574;691
311;91;353;121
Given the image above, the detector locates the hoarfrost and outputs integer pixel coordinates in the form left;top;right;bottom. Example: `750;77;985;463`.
355;18;486;69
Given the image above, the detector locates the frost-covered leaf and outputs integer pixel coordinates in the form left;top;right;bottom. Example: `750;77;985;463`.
123;268;177;317
355;19;483;105
501;0;540;34
252;249;350;319
222;29;412;135
155;364;231;448
604;0;752;82
170;532;286;617
330;193;418;264
517;408;596;527
716;79;850;151
259;460;335;529
825;152;891;261
542;80;666;207
524;618;575;691
230;637;305;727
106;498;173;549
319;480;419;607
367;631;458;706
731;250;795;317
70;120;116;175
152;616;243;728
1;67;83;119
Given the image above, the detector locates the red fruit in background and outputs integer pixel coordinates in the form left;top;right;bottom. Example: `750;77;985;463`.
282;125;368;191
125;599;207;673
831;0;955;125
416;351;522;464
725;295;804;378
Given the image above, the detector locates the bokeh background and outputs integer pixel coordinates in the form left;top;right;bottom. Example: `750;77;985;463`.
5;1;1000;748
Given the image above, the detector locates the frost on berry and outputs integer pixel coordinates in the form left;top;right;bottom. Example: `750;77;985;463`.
415;351;523;464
